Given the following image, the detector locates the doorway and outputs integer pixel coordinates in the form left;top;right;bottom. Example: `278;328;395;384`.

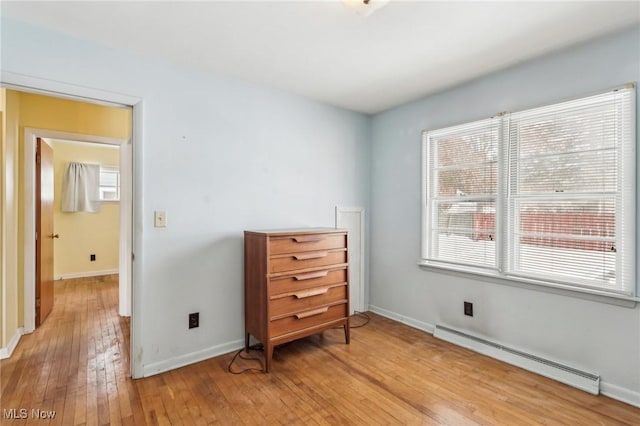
25;127;132;330
1;75;141;377
35;136;124;326
6;85;132;331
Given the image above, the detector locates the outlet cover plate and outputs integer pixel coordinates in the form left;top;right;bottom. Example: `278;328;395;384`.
189;312;199;329
464;302;473;317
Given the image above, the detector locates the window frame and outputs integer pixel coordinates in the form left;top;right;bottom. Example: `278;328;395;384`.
420;85;637;305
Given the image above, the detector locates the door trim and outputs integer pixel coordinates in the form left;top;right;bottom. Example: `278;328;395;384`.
1;71;139;107
24;128;131;327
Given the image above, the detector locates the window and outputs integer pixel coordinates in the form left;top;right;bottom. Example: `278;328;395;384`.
99;166;120;201
422;86;635;297
423;118;500;269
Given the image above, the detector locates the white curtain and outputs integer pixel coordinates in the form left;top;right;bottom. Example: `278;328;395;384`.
61;162;101;213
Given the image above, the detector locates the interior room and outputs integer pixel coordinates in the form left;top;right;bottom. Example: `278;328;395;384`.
1;1;639;424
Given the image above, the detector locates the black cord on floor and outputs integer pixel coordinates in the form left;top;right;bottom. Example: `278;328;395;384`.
227;343;264;374
349;310;370;328
333;310;371;329
228;312;370;374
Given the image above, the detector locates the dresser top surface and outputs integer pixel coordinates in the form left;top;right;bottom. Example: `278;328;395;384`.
244;227;347;237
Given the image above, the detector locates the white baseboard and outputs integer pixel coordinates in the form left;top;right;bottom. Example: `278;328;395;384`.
368;304;435;334
367;304;640;408
56;269;119;280
601;381;640;408
434;324;600;395
0;327;24;359
142;338;244;377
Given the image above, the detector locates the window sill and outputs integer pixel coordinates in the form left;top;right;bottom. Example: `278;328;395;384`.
417;260;638;308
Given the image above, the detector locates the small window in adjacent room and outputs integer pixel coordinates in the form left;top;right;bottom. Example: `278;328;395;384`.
99;166;120;202
421;85;636;299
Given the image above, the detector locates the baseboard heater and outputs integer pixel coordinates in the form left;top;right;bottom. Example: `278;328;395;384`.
433;324;600;395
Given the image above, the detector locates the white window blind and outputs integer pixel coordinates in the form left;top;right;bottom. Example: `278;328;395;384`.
423;118;500;269
422;85;635;297
505;88;635;295
99;167;120;201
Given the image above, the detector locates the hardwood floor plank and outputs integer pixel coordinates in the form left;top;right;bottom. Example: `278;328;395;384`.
2;276;639;425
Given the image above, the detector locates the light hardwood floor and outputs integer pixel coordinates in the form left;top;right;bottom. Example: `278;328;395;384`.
1;276;639;425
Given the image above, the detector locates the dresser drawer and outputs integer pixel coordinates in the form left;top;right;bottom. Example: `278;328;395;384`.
269;303;347;338
270;284;347;318
269;267;347;296
270;249;347;273
269;233;346;255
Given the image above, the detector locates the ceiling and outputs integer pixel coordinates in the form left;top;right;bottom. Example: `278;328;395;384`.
2;1;639;115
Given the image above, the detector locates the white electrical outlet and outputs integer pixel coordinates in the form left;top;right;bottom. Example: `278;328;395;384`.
154;210;167;228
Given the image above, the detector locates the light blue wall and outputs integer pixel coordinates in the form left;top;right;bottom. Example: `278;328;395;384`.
1;17;371;375
370;26;640;402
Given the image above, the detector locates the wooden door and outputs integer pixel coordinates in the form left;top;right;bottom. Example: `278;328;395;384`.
36;138;55;326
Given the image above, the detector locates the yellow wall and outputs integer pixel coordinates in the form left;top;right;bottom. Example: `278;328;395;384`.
18;93;132;138
1;89;21;348
51;141;120;278
13;91;131;329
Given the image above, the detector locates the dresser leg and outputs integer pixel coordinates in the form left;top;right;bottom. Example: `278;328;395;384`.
264;344;274;373
245;333;250;352
343;323;350;344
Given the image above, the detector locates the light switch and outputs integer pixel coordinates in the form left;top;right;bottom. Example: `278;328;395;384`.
154;210;167;228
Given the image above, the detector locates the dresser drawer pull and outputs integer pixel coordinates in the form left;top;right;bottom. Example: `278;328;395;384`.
293;235;326;243
294;271;329;281
294;287;329;299
295;307;329;319
293;251;327;260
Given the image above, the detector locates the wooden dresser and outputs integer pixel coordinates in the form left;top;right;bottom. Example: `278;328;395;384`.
244;228;350;372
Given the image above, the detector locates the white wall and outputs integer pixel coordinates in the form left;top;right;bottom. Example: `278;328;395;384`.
1;17;370;375
370;26;640;404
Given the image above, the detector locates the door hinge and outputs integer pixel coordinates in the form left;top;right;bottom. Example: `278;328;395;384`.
36;153;41;164
36;298;41;308
132;253;135;261
35;231;38;241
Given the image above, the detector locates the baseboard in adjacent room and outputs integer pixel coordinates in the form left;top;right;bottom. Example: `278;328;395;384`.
142;338;244;377
56;269;119;280
0;327;24;359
